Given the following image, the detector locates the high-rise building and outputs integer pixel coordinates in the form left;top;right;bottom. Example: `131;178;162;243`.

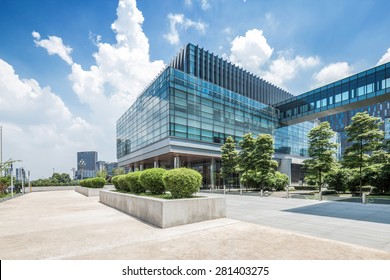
117;43;390;186
76;151;98;179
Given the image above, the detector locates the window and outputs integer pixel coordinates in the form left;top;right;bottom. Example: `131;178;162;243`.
321;98;327;107
342;91;349;101
357;86;365;96
335;94;342;103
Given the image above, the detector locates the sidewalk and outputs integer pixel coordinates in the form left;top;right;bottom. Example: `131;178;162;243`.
0;190;389;260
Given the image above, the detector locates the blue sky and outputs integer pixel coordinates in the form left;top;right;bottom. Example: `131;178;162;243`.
1;0;390;179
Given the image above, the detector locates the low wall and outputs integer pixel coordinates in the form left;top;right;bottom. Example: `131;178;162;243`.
99;190;226;228
75;186;102;197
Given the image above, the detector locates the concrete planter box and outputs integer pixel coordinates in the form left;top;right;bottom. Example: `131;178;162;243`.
75;186;104;197
99;190;226;228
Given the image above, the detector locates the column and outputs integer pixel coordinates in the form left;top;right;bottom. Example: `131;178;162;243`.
139;163;144;171
278;158;292;185
174;156;180;168
210;158;216;189
154;160;159;168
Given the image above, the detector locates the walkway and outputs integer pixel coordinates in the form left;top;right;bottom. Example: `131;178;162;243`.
0;190;389;259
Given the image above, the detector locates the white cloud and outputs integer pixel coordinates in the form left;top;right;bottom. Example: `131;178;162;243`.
263;54;320;87
0;59;96;179
184;0;210;10
229;29;273;75
200;0;210;10
1;0;166;178
69;0;165;120
377;47;390;66
313;62;352;87
163;13;207;45
32;31;73;65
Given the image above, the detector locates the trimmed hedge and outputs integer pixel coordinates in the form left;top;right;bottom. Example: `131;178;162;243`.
116;174;130;192
126;171;145;194
79;177;106;188
139;168;166;195
163;168;202;198
111;175;120;188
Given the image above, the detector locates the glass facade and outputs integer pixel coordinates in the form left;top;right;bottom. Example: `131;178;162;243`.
117;68;170;158
116;43;390;184
169;68;279;145
117;65;313;161
274;122;316;157
385;117;390;140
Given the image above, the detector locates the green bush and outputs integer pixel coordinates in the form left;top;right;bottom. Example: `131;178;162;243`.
163;168;202;198
139;168;166;195
0;176;10;194
126;171;145;194
111;175;120;188
116;174;130;192
267;171;289;191
79;177;106;188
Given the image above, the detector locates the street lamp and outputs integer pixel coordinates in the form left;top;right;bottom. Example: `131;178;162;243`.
78;160;85;180
71;167;76;180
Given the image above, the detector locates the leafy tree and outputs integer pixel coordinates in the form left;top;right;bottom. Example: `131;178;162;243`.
324;167;351;193
96;170;108;179
221;136;238;189
267;171;289;191
343;112;384;195
304;121;338;190
113;167;125;176
0;176;11;195
253;134;278;191
51;173;71;183
238;133;256;188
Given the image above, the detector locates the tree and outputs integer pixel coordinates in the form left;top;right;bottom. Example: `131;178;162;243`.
324;167;351;193
304;121;338;190
51;173;71;183
113;167;125;176
221;136;238;189
267;171;289;191
96;170;108;179
343;112;384;196
238;133;256;188
253;134;278;191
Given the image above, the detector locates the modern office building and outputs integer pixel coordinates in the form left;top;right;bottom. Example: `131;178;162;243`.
76;151;98;179
96;161;118;176
117;43;390;186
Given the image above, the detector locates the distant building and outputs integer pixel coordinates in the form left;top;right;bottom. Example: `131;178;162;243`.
77;151;98;179
96;160;118;176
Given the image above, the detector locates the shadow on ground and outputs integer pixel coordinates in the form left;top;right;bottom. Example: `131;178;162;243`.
283;201;390;225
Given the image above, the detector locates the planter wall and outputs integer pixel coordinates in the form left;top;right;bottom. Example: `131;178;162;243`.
99;190;226;228
75;186;103;197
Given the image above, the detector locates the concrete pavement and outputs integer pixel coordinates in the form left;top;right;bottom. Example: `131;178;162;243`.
0;190;389;259
224;194;390;252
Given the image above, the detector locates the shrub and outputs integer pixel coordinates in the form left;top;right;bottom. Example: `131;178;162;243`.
163;168;202;198
126;171;145;194
324;168;351;193
116;174;130;192
111;175;120;188
79;177;106;188
139;168;166;194
267;171;289;191
0;176;10;194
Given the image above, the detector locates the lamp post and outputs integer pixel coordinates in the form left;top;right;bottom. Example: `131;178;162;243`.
10;163;13;198
78;160;85;180
71;167;76;180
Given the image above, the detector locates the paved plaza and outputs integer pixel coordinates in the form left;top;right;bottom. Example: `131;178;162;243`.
0;190;389;259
